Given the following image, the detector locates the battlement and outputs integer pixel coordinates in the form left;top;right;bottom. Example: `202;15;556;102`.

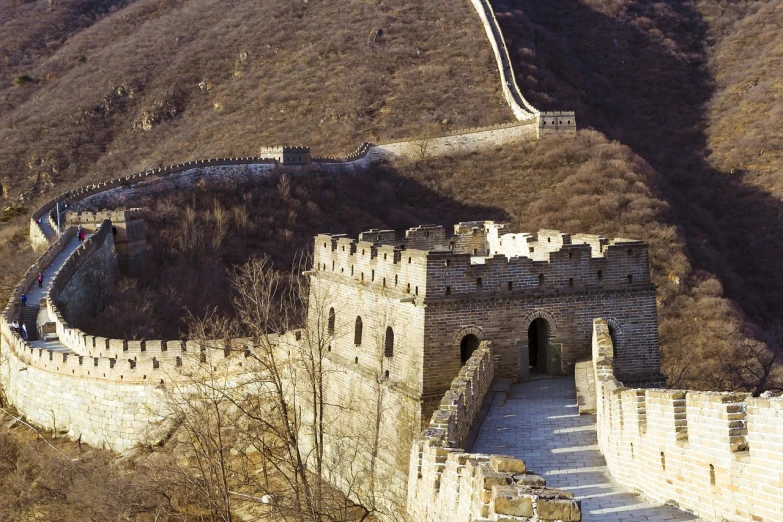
259;146;311;165
592;319;783;522
313;222;652;302
64;208;143;226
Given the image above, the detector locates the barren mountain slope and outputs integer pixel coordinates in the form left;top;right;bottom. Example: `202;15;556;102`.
699;0;783;196
0;0;506;203
493;0;783;345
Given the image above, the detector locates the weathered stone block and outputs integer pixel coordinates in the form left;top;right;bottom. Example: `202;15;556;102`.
491;454;526;473
491;486;534;517
536;498;581;521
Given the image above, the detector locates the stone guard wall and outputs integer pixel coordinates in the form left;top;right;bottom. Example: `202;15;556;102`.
407;342;582;521
592;318;783;522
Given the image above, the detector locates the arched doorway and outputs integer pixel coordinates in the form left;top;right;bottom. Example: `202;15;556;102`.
460;334;480;364
528;318;549;374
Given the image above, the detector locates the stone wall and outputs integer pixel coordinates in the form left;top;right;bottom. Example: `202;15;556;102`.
368;121;538;163
65;209;146;275
538;112;577;138
469;0;538;121
54;224;119;327
592;318;783;522
406;342;582;522
314;227;663;412
305;261;426;516
0;225;167;450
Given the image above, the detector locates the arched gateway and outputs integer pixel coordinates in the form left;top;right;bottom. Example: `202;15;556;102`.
519;309;560;380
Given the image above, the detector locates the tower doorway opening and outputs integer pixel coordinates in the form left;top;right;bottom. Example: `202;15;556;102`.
460;334;480;364
528;318;549;373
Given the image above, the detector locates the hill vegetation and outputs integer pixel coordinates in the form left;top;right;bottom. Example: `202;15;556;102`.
80;131;751;392
2;0;780;394
489;0;783;390
0;0;506;203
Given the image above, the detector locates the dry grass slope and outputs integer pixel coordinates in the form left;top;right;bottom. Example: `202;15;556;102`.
0;0;506;203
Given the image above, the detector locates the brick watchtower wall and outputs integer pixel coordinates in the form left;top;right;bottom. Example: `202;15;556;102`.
312;222;663;435
65;209;147;276
422;235;662;404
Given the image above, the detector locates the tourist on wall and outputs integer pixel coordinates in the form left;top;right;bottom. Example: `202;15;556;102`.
21;323;28;341
20;293;26;307
37;272;43;288
11;319;19;332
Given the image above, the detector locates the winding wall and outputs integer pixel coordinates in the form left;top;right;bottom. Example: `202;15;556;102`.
592;318;783;522
4;0;580;516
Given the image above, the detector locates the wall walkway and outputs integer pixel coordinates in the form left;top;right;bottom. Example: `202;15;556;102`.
26;233;87;354
407;343;583;521
472;377;700;521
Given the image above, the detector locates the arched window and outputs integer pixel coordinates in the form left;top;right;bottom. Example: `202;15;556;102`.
328;308;335;336
476;277;483;291
385;327;394;357
354;317;363;346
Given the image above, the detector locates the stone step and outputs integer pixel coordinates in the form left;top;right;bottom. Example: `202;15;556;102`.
18;305;41;341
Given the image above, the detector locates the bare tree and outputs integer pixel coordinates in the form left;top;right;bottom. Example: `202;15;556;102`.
210;200;229;251
231;205;252;247
160;312;243;522
413;138;430;159
160;254;385;521
723;326;783;397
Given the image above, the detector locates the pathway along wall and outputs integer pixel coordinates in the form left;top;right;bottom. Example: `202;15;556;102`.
0;223;168;449
407;342;582;522
592;318;783;522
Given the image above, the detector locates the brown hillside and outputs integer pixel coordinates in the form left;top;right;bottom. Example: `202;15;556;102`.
81;132;740;390
493;0;783;339
699;1;783;196
0;0;506;202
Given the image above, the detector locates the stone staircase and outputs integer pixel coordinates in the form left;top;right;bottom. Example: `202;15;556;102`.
18;305;41;341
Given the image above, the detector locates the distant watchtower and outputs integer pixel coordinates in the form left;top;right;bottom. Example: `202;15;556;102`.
259;146;311;166
65;209;147;276
310;221;663;422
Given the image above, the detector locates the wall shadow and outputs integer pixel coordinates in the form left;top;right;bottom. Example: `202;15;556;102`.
496;0;783;328
80;165;510;340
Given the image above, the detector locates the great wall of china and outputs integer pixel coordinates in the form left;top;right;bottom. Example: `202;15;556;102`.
2;1;783;521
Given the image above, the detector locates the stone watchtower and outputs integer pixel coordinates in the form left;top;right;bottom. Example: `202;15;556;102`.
310;221;663;423
259;146;311;166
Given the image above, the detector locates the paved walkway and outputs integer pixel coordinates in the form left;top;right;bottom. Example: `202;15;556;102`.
473;377;700;521
25;232;86;354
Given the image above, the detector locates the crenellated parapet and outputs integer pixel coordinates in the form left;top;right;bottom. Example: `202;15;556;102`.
592;318;783;522
407;341;582;521
313;223;653;304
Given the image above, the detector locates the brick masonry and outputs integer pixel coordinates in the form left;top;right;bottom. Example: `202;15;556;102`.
313;221;663;426
592;318;783;522
407;342;582;521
